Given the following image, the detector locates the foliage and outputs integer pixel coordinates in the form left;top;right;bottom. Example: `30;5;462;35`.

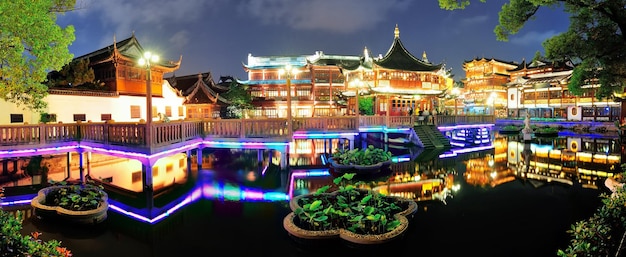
438;0;626;100
358;96;375;115
499;125;521;132
0;0;76;111
0;210;72;257
46;59;99;89
557;169;626;257
535;126;559;134
39;113;57;123
220;80;253;118
293;173;405;235
332;145;393;166
44;179;106;211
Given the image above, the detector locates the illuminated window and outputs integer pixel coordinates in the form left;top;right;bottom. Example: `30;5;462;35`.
165;106;172;117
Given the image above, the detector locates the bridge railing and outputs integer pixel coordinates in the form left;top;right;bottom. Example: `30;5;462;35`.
293;117;357;131
0;115;494;151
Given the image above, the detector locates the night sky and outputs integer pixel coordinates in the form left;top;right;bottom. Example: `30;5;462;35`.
58;0;570;80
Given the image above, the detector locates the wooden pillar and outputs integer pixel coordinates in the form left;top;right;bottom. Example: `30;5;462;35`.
86;152;92;177
2;159;7;176
12;159;18;175
186;150;193;176
142;163;154;211
196;148;203;170
66;152;72;179
257;149;264;165
78;151;85;183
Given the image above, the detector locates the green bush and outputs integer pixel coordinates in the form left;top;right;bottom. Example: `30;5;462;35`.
1;185;71;257
557;167;626;257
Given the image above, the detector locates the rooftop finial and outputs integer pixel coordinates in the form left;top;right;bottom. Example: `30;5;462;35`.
422;51;429;63
394;24;400;38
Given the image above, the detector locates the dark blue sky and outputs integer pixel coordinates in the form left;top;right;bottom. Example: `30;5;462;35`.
58;0;570;80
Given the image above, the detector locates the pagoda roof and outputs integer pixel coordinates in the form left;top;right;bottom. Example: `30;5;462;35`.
74;33;180;71
508;59;574;72
522;70;572;86
463;57;518;67
166;72;229;105
306;51;363;70
373;25;442;72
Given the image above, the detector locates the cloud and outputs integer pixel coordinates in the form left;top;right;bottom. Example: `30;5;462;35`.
509;30;559;45
169;30;190;49
71;0;224;46
237;0;413;33
460;15;489;26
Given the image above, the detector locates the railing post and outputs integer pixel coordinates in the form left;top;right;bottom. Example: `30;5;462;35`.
39;123;46;145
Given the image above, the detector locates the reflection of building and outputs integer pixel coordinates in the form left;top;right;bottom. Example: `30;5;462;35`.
507;136;621;189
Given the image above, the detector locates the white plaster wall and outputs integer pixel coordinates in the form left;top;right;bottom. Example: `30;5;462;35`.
507;87;520;109
0;80;186;124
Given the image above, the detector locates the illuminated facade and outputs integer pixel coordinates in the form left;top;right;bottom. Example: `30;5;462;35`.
240;53;354;118
462;58;518;117
343;25;452;116
166;73;232;119
506;59;620;121
240;25;452;118
0;34;185;124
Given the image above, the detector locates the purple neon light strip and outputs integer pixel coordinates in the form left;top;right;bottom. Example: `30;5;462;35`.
438;123;495;131
0;145;79;156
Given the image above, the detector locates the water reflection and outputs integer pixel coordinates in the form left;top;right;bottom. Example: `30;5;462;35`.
2;130;621;257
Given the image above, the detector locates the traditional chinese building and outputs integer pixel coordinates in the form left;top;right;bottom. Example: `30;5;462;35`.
462;57;518;117
240;25;451;118
506;59;620;121
342;25;452;116
240;52;358;118
166;72;231;119
1;34;186;124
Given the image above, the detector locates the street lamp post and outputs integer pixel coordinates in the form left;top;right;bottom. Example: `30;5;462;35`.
138;51;159;146
451;87;460;115
280;65;298;136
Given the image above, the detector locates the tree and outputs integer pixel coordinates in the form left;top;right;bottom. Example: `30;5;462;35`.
47;59;96;88
438;0;626;99
220;79;253;118
0;0;76;111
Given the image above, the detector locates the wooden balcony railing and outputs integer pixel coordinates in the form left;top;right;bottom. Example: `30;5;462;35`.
0;115;494;152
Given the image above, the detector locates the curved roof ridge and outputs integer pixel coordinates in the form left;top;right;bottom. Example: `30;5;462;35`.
373;25;442;71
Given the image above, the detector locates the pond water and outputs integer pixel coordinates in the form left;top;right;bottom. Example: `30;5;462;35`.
11;130;623;257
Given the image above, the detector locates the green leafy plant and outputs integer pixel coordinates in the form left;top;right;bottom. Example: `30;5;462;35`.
1;186;72;257
332;145;392;166
44;179;106;211
557;167;626;257
292;173;408;235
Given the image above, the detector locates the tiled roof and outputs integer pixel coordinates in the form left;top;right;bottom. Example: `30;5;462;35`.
166;73;230;105
374;26;442;71
73;34;179;69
